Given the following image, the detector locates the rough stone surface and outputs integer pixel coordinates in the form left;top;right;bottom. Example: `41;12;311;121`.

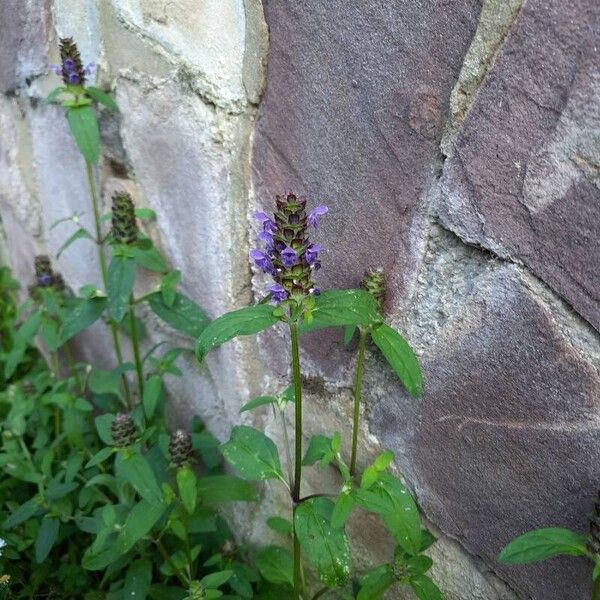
252;0;483;303
372;265;600;599
0;0;50;93
438;0;600;330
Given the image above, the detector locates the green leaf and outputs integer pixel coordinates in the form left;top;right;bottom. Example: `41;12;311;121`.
302;435;333;467
196;304;279;362
294;497;351;587
117;499;168;554
131;243;168;273
143;374;163;419
58;297;107;345
160;271;181;307
67;105;100;163
498;528;588;564
35;517;60;563
361;450;394;489
266;516;293;535
86;86;118;111
177;466;197;514
331;492;355;529
15;310;42;345
107;255;136;322
357;564;395;600
89;364;133;398
221;426;284;482
200;570;233;589
45;481;78;500
149;292;209;338
45;86;66;104
410;575;444;600
196;475;258;504
40;317;59;351
343;324;356;347
86;447;114;468
256;546;293;586
135;208;157;220
300;289;380;333
240;395;277;413
95;414;115;445
371;323;422;398
56;227;93;258
354;474;421;556
116;450;163;503
4;497;40;528
123;558;152;599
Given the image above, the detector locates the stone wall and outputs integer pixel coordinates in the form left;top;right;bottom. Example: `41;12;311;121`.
1;1;598;599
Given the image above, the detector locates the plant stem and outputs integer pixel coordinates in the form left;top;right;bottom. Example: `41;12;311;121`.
350;329;368;476
129;296;144;400
592;575;600;600
279;407;294;490
84;161;131;408
290;321;303;600
156;538;188;587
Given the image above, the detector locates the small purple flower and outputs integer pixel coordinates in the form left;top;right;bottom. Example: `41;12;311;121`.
48;64;62;75
270;283;289;303
84;62;96;75
64;58;75;71
255;211;277;234
67;72;81;84
38;274;53;287
304;243;322;265
250;249;273;273
307;205;328;228
281;247;298;268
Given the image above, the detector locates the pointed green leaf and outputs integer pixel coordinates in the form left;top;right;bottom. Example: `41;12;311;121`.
56;227;93;258
266;516;293;535
410;574;444;600
143;374;163;419
331;492;355;529
256;546;293;586
86;86;118;111
45;86;66;104
354;473;421;556
117;499;168;554
35;517;60;563
302;435;333;467
300;289;380;333
196;475;258;504
131;242;168;273
240;395;277;413
371;323;422;398
357;564;395;600
4;497;40;528
176;466;197;514
116;450;163;503
196;304;279;362
200;570;233;589
294;497;351;587
498;527;588;564
221;426;283;482
149;292;209;338
123;558;152;599
58;297;107;345
107;255;136;322
67;105;100;163
86;447;114;468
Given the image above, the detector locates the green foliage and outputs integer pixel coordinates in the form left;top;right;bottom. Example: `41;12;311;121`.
371;323;423;398
499;528;589;564
66;105;100;164
294;497;351;587
196;304;280;362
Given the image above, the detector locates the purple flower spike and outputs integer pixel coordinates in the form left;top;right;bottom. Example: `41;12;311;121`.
250;249;273;273
68;72;81;84
255;211;277;234
304;243;322;265
64;58;75;71
281;247;298;268
270;283;289;303
307;205;328;228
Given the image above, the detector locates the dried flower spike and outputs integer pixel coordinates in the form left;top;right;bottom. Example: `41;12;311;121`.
169;430;193;467
34;255;54;287
361;268;385;310
588;491;600;557
59;37;87;86
111;192;138;245
111;413;137;447
250;192;328;302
